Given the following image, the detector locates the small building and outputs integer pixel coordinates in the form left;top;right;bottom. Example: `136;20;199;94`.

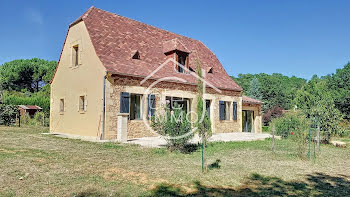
18;105;42;117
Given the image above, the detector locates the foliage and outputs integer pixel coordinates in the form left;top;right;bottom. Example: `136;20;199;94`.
0;104;18;125
0;58;56;116
20;112;48;126
270;111;309;139
196;60;211;142
294;76;343;139
2;90;50;115
270;112;310;158
151;103;193;151
232;73;306;112
262;105;283;126
326;62;350;120
0;58;57;93
247;77;262;100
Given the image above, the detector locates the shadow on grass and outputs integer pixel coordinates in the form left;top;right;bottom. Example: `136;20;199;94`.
208;159;221;170
148;173;350;197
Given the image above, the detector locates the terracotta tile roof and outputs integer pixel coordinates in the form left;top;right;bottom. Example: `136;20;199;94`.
242;96;263;105
71;7;242;92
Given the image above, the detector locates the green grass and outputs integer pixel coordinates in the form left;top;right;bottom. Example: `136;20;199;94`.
0;126;349;196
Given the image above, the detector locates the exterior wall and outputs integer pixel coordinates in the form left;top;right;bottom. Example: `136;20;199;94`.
105;75;243;139
242;104;262;133
50;21;107;139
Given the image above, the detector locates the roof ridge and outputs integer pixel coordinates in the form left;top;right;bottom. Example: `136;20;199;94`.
69;6;95;27
85;7;201;44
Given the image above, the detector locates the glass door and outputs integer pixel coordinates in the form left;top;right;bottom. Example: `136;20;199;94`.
243;110;254;132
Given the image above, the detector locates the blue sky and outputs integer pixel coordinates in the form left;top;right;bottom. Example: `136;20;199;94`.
1;0;350;79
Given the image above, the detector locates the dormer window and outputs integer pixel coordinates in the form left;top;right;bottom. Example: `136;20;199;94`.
176;51;189;73
132;51;140;60
208;67;213;74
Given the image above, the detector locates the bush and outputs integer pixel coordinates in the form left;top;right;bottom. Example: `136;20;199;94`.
262;126;269;132
269;111;309;138
0;104;18;125
20;112;48;126
270;112;310;158
263;105;284;126
151;103;193;151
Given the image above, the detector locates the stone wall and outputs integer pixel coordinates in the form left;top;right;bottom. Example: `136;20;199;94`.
105;75;244;139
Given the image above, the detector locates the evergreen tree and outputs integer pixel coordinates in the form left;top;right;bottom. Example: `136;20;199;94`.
247;77;262;100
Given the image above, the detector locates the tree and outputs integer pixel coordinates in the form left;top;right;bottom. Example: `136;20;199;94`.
196;59;211;172
0;58;57;93
294;76;343;140
247;77;262;100
327;63;350;120
262;105;284;126
232;73;306;113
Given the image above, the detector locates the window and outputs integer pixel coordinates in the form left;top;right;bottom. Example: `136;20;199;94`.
130;94;143;120
233;102;237;120
206;100;211;117
208;67;213;74
147;94;155;119
120;92;143;120
166;96;189;113
175;51;189;73
60;99;64;113
79;96;86;112
219;101;230;120
132;51;140;60
72;45;79;67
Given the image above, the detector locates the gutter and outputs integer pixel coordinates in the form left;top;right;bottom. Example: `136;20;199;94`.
102;71;107;140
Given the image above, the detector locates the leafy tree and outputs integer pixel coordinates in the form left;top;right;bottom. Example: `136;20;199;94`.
247;77;262;100
232;73;306;112
294;76;343;139
326;63;350;120
262;105;283;126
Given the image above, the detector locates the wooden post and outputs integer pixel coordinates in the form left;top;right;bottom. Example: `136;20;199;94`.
317;119;320;152
272;125;275;152
18;111;21;127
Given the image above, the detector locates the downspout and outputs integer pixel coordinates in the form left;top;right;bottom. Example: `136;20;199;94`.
102;71;107;140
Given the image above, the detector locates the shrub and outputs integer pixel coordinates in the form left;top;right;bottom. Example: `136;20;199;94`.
33;112;45;126
263;105;284;126
262;126;269;132
151;103;193;151
20;112;48;127
0;104;18;125
270;112;310;158
269;111;309;138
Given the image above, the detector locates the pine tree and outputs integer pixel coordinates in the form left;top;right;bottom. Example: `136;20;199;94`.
248;77;262;100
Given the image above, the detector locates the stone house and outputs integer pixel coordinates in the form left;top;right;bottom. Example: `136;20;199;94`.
50;7;262;141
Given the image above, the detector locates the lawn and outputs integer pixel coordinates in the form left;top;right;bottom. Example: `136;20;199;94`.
0;126;349;196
